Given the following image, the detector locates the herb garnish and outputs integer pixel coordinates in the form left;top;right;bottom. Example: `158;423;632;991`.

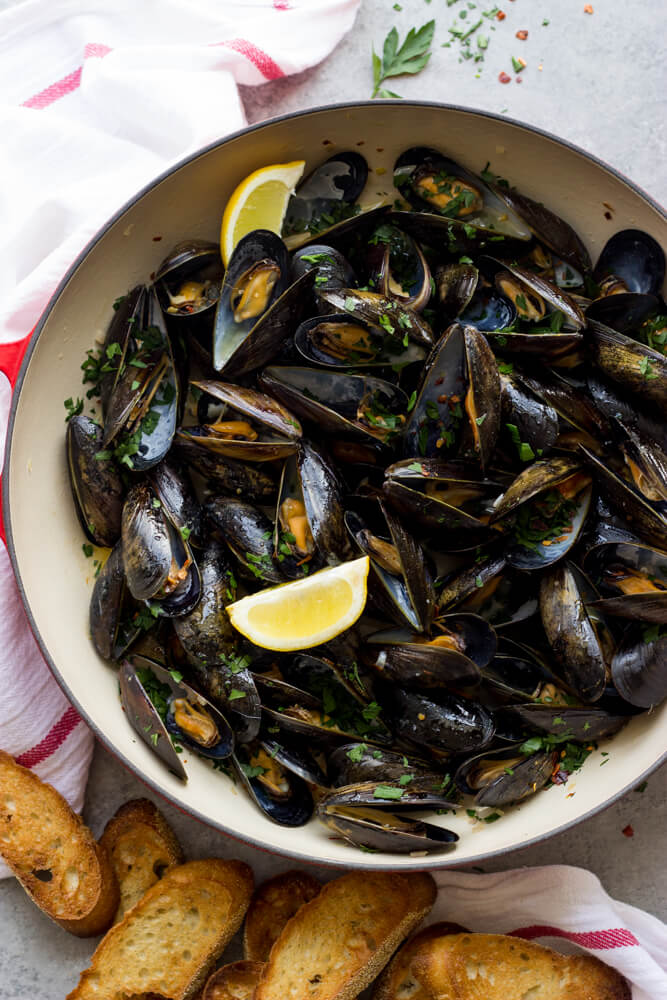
371;21;435;99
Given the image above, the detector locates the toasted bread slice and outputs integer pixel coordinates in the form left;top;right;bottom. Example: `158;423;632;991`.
0;750;119;937
67;859;254;1000
202;960;265;999
244;870;321;962
255;870;436;1000
372;922;469;1000
373;930;631;1000
100;798;184;921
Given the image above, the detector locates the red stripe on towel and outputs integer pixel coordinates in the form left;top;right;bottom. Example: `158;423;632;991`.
15;706;82;768
216;38;285;80
510;925;640;949
21;43;112;109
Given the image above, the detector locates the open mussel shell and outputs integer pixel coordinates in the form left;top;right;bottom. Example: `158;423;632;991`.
232;742;313;827
173;432;277;500
378;685;495;754
455;747;557;807
584;542;667;624
383;458;504;544
365;224;432;311
393;147;531;240
615;420;667;506
319;779;458;813
283;441;350;572
458;278;516;333
184;380;301;463
488;259;585;330
460;326;501;472
283;152;368;246
318;287;434;348
540;562;613;704
404;323;467;460
345;504;435;632
594;228;666;296
611;624;667;709
90;542;140;661
317;796;458;854
436;262;480;324
184;648;261;747
67;415;124;547
437;551;538;627
161;686;234;761
497;703;629;741
588;320;666;415
294;312;426;369
206;496;284;584
328;743;444;789
291;244;357;295
580;445;667;552
258;731;329;787
499;371;560;456
259;366;408;449
103;287;180;470
514;368;609;454
99;285;144;414
154;239;222;320
489;182;591;272
119;659;187;780
477;636;569;709
585;292;662;336
364;618;488;691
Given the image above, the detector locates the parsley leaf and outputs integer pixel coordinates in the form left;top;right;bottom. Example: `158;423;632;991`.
371;21;435;99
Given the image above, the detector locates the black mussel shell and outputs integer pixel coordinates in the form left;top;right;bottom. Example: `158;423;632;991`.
187;651;262;746
489;183;591;271
328;743;444;789
586;292;661;336
455;748;557;807
497;703;628;741
436;262;480;324
283;152;368;242
99;285;144;414
365;224;432;312
205;497;284;584
404;323;467;460
121;484;177;600
119;660;187;780
499;371;560;457
460;326;501;472
459;279;516;333
594;229;666;296
318;287;434;347
584;542;667;625
317;796;458;854
148;457;201;548
291;244;356;294
233;742;313;827
90;542;140;661
173;540;237;666
378;685;495;753
611;624;667;708
173;432;277;500
258;732;329;787
155;239;222;319
294;312;426;369
67;415;124;547
588;320;666;416
194;379;302;442
319;779;458;813
164;693;233;761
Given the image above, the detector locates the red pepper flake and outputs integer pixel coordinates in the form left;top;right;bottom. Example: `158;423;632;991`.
498;71;511;83
566;791;575;799
152;235;163;242
622;824;634;837
604;211;613;220
516;77;523;83
496;10;506;19
322;139;333;145
516;29;528;39
584;4;594;11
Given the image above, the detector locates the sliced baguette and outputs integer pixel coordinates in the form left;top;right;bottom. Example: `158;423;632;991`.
372;922;469;1000
202;960;265;1000
243;870;321;962
67;859;254;1000
0;749;119;937
373;930;631;1000
100;798;184;921
255;870;436;1000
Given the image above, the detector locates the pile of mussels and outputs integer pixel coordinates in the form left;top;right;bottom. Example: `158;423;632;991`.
68;147;667;854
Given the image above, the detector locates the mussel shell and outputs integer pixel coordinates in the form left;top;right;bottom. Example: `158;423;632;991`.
193;379;302;440
460;326;501;472
233;743;313;827
588;320;666;415
515;368;609;451
99;285;144;414
121;484;174;600
539;562;611;703
67;415;124;547
489;183;591;271
318;780;458;813
186;654;262;746
89;542;140;661
497;703;628;741
258;732;329;787
388;209;525;258
486;329;584;366
158;555;202;618
366;224;432;311
205;497;284;583
455;748;557;807
148;457;201;548
119;660;187;780
316;799;458;854
593;229;666;295
318;288;434;347
155;239;222;318
505;476;592;571
294;312;426;369
487;259;585;329
491;456;584;521
173;433;277;500
328;743;444;789
173;540;237;665
438;553;539;628
499;372;560;455
580;445;667;552
584;542;667;624
163;693;234;761
297;441;352;566
364;630;483;691
283;152;368;241
436;263;480;323
379;685;495;753
585;292;661;336
404;323;467;459
611;624;667;708
458;280;516;333
291;244;356;294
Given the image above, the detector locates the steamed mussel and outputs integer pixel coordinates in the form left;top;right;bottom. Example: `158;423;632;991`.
65;140;667;856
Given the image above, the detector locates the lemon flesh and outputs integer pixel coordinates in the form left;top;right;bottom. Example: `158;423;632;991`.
227;557;369;652
220;160;305;266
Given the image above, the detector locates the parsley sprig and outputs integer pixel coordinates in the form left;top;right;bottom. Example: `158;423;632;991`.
372;21;435;99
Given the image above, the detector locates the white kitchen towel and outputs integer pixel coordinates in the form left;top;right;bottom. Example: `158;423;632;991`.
431;866;667;1000
0;0;361;879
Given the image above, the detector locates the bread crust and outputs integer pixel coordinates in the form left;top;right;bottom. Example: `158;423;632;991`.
100;798;185;921
243;870;321;962
67;859;254;1000
255;870;436;1000
202;960;265;1000
0;749;119;937
372;930;631;1000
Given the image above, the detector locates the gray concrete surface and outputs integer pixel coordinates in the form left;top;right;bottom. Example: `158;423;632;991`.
1;0;666;996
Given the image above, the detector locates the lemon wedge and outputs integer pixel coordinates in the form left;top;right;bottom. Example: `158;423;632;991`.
220;160;305;266
226;557;370;652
